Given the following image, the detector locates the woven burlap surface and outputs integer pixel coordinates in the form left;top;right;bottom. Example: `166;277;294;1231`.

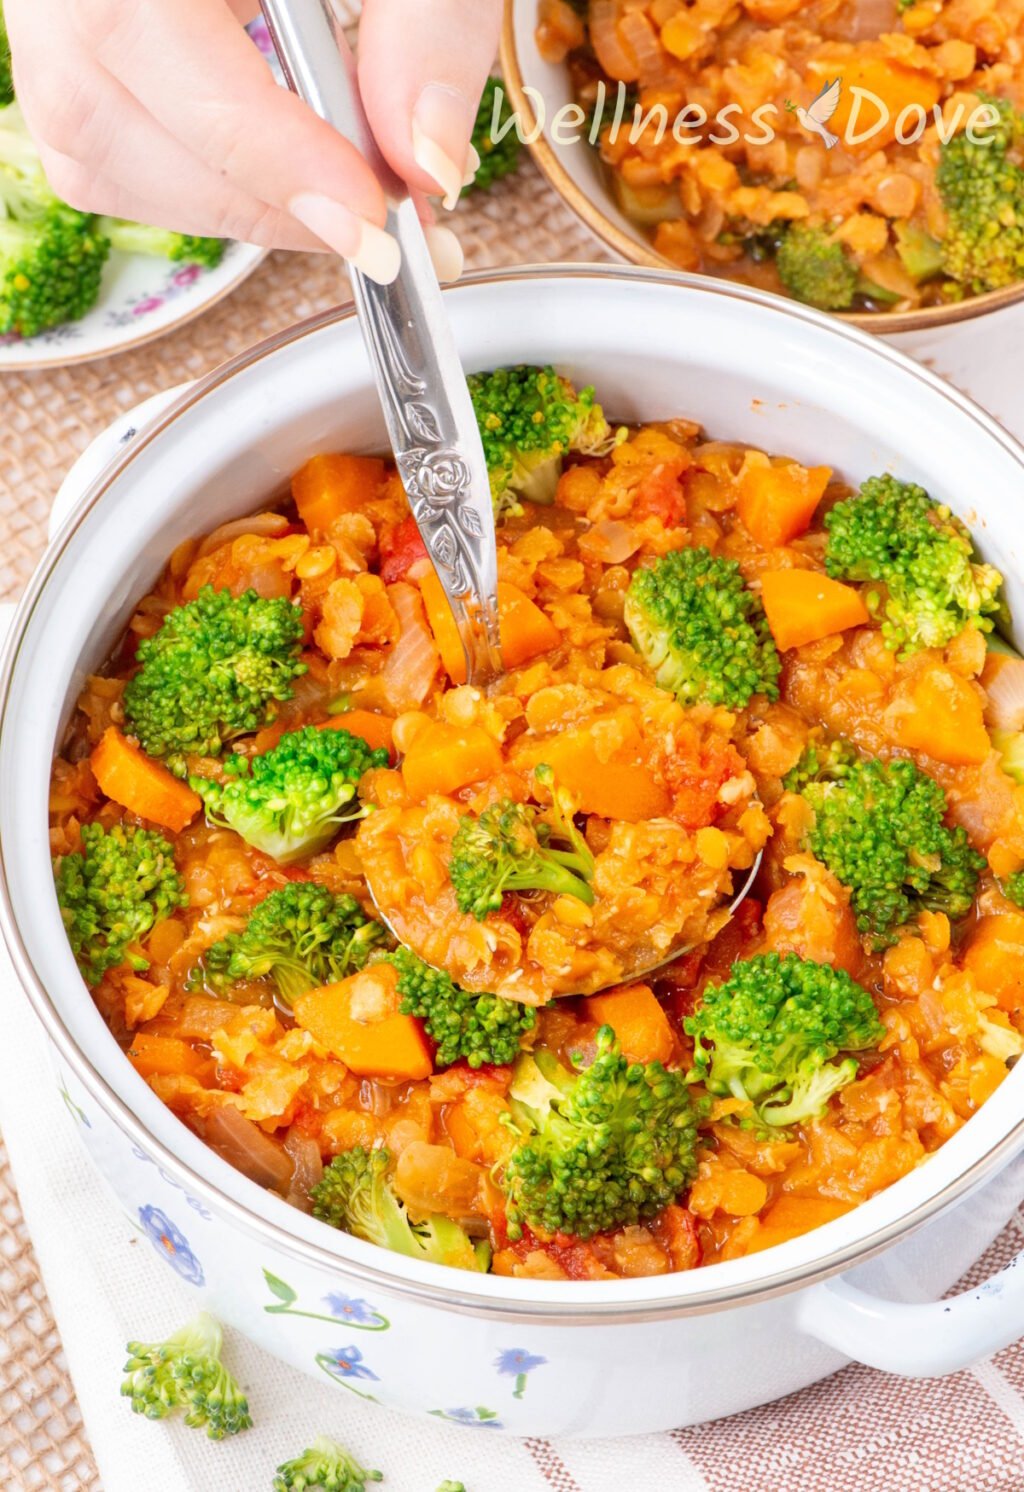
0;163;614;1491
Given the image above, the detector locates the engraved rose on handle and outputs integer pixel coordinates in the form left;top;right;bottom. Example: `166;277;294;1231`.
401;448;472;505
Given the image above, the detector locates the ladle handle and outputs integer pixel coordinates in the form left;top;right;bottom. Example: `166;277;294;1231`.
259;0;503;686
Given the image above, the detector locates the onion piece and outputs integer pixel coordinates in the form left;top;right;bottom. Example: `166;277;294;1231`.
196;511;291;558
283;1128;323;1210
590;0;640;81
982;650;1024;731
203;1104;294;1192
618;9;669;87
578;518;642;564
381;582;440;712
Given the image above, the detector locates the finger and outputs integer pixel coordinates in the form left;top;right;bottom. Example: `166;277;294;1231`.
17;45;330;251
359;0;501;207
78;0;399;281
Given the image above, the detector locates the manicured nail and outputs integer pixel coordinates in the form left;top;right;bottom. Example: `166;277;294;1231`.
425;223;464;283
413;83;475;209
463;144;481;189
288;193;401;285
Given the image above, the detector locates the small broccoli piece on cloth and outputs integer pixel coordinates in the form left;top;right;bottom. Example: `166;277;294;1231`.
311;1145;490;1272
383;945;536;1069
685;952;885;1129
824;473;1002;654
123;586;306;769
55;821;186;985
196;882;387;1007
121;1311;251;1439
191;724;387;864
468;364;621;516
785;742;985;948
500;1027;702;1241
464;77;522;197
625;545;781;710
273;1435;382;1492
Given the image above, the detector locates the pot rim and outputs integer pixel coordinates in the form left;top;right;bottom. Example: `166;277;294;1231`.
5;262;1024;1325
498;3;1024;336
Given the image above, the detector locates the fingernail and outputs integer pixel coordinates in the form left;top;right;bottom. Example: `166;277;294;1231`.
413;83;475;209
463;144;481;189
288;193;401;285
425;223;464;283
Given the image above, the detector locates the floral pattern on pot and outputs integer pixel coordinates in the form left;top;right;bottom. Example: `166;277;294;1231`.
137;1204;205;1286
316;1345;380;1401
262;1268;390;1331
130;1143;212;1219
57;1074;89;1128
430;1407;503;1429
494;1347;548;1400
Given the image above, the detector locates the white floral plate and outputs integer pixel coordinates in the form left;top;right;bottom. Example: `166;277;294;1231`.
0;240;266;371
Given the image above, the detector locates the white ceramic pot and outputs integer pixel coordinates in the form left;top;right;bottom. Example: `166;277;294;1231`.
5;268;1024;1439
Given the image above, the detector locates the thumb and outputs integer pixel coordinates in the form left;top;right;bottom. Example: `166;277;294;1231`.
358;0;502;207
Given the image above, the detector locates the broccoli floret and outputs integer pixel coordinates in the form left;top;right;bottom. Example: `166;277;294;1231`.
464;78;521;197
0;105;110;336
273;1436;382;1492
121;1311;251;1439
776;223;858;311
311;1145;489;1272
197;883;387;1007
1003;872;1024;908
894;222;944;283
500;1027;701;1241
98;216;225;269
937;96;1024;294
625;546;780;709
785;742;985;948
191;725;386;864
448;771;595;922
122;586;306;770
55;822;186;986
0;6;13;108
467;365;621;516
685;952;885;1128
824;473;1002;653
384;946;535;1068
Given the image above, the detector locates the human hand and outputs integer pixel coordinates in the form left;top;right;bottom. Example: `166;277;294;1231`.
3;0;501;283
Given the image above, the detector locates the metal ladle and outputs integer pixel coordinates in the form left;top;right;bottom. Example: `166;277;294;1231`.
259;0;761;991
260;0;503;687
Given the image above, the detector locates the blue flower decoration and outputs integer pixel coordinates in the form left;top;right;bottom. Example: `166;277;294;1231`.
323;1293;383;1326
138;1205;205;1286
434;1407;503;1429
495;1348;547;1376
323;1345;379;1382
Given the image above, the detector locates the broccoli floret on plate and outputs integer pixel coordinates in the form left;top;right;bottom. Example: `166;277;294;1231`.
685;952;885;1128
121;1311;251;1439
464;77;521;197
937;95;1024;295
54;821;186;985
191;724;387;864
98;215;225;269
0;7;13;109
785;741;985;948
625;545;781;709
122;586;306;770
500;1027;701;1241
467;364;621;516
383;945;535;1069
776;223;858;311
0;104;110;336
273;1435;382;1492
448;769;595;922
311;1145;489;1272
197;882;387;1007
824;474;1002;654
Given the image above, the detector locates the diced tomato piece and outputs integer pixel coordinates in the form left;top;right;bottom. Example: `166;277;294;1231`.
380;515;428;584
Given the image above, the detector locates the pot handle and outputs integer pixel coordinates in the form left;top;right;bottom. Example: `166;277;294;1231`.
48;383;194;542
798;1259;1024;1377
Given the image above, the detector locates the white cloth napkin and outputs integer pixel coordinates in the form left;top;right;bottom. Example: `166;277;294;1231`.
0;932;712;1492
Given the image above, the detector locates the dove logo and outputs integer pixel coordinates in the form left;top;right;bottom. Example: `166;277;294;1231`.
785;80;842;151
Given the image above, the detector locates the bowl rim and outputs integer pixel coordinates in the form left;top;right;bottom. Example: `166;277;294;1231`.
6;262;1024;1323
498;0;1024;336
